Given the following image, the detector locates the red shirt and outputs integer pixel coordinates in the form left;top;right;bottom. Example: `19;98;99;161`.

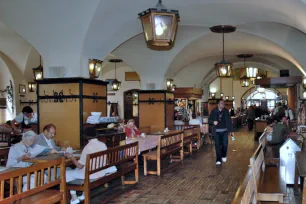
125;127;140;138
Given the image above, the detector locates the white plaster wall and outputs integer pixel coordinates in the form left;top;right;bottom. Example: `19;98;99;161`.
209;78;221;97
102;65;141;118
0;60;14;120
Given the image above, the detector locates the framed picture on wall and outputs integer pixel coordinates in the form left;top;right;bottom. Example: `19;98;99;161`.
19;84;26;94
105;79;115;91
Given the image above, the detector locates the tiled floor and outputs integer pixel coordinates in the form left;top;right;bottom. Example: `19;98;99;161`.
106;128;258;204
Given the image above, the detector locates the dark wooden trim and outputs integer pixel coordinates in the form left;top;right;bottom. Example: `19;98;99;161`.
36;77;108;85
138;90;173;94
83;96;107;100
164;92;167;128
20;100;37;106
37;83;40;133
79;81;84;148
38;95;106;100
138;100;174;103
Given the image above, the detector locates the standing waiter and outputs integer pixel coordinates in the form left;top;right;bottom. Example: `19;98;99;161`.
208;99;234;165
11;106;34;133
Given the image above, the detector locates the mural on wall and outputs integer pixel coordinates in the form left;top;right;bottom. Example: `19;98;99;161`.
0;80;14;113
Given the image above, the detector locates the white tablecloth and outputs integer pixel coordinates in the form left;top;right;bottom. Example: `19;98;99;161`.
126;136;159;154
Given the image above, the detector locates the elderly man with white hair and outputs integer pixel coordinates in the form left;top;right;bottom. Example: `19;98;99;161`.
6;131;56;191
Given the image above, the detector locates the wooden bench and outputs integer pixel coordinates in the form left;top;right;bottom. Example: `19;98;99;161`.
182;127;196;156
231;167;256;204
0;157;66;204
189;125;202;150
67;142;139;204
143;130;183;176
0;147;9;166
259;133;280;166
249;144;286;203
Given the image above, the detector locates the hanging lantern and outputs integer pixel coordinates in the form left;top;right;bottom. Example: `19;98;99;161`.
88;59;103;79
225;96;229;100
138;0;180;50
246;67;258;79
211;92;216;98
109;59;122;91
28;82;36;92
232;96;235;100
32;56;43;80
240;76;250;87
166;79;174;90
211;25;236;78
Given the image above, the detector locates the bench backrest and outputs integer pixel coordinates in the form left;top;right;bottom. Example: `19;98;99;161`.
0;157;66;204
174;125;185;131
183;127;195;138
249;144;265;197
157;131;183;158
85;142;139;181
189;125;201;137
258;133;267;150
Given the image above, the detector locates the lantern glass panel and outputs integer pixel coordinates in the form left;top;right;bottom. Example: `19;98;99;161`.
216;63;232;77
246;67;258;78
141;15;153;41
95;63;102;78
303;78;306;89
34;70;43;80
154;14;173;40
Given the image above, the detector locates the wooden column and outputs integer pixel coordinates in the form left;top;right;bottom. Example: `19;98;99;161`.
138;90;174;133
287;86;296;110
37;78;107;149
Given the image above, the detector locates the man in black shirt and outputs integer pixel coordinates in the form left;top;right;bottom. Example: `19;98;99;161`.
208;99;234;165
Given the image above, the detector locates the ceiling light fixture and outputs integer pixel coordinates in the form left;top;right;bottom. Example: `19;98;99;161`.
109;59;123;91
211;25;236;77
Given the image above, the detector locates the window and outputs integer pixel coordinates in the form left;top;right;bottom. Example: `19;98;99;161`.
245;89;283;111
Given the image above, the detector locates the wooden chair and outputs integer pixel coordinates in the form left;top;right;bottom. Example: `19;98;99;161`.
0;157;66;204
189;125;202;150
67;142;139;204
143;131;184;176
249;144;286;203
0;147;9;166
182;127;195;156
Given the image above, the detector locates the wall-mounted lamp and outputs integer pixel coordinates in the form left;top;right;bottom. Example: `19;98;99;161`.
166;79;174;90
220;93;224;98
211;92;216;98
232;96;235;100
225;96;229;100
28;82;36;92
171;84;176;91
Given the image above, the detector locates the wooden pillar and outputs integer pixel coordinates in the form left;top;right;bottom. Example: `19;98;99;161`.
287;86;296;110
138;90;174;133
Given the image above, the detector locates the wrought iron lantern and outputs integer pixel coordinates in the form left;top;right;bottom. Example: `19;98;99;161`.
33;56;43;80
240;76;250;87
88;59;103;79
211;25;236;77
211;92;216;98
28;82;36;92
220;93;224;98
166;79;174;90
109;59;122;91
171;84;176;91
138;0;180;50
225;96;229;100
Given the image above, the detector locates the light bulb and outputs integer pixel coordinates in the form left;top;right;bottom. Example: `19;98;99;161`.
36;73;42;79
221;67;227;75
155;24;164;36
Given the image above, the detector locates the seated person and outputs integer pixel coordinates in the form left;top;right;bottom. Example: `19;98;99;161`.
35;124;61;151
65;138;117;204
174;115;185;126
269;116;289;146
124;119;140;138
196;111;203;124
6;131;56;191
11;106;34;133
0;120;13;133
189;113;203;128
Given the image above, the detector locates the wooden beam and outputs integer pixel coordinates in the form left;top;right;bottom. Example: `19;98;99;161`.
255;76;302;88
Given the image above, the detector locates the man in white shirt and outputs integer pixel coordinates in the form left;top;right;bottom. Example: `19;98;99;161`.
35;124;61;151
189;113;203;128
6;131;54;191
65;138;117;204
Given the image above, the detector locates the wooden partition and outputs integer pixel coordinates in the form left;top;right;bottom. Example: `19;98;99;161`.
208;98;233;114
37;78;107;149
138;90;174;133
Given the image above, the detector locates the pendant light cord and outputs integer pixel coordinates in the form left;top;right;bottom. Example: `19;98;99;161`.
39;56;42;66
222;29;225;60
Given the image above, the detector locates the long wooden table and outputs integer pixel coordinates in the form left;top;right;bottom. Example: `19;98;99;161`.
295;151;306;203
23;151;81;165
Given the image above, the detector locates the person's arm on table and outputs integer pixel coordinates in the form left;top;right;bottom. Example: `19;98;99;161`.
65;153;84;169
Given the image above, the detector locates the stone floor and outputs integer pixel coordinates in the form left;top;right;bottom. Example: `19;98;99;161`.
106;128;255;204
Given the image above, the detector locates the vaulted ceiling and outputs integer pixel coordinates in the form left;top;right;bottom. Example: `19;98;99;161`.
0;0;306;89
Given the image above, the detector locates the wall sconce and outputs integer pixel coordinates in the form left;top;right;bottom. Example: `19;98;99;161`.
166;79;174;90
171;84;176;91
28;82;36;92
225;96;229;100
220;93;224;98
232;96;235;100
88;59;103;79
211;92;216;98
303;90;306;99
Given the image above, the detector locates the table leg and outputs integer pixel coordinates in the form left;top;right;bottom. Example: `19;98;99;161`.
303;177;306;204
